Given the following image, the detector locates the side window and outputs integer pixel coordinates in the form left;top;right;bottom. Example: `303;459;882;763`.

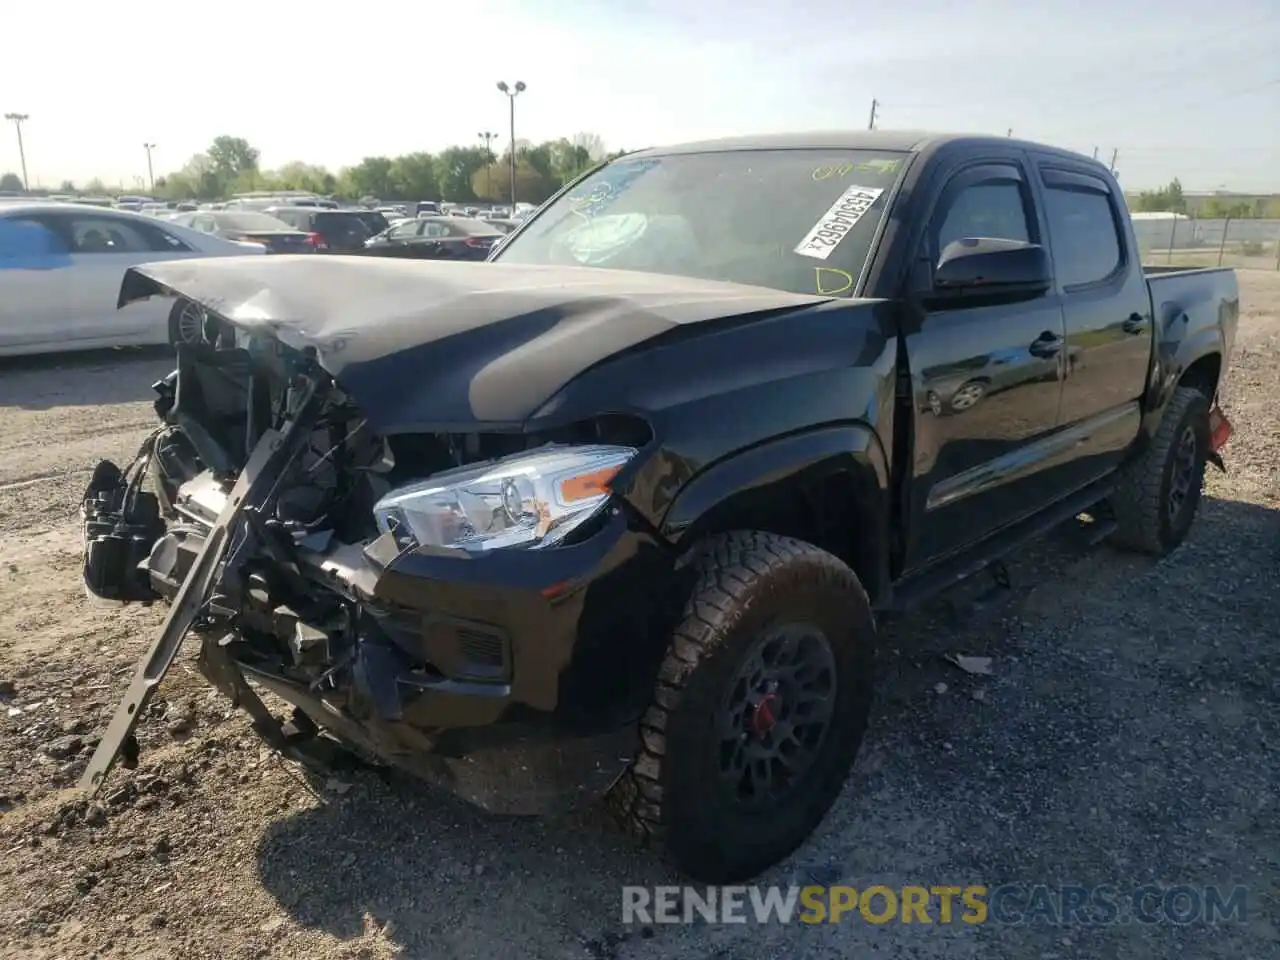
422;222;449;238
193;216;215;233
134;221;193;252
389;220;420;238
63;216;187;254
0;217;70;257
1043;185;1123;288
934;180;1031;254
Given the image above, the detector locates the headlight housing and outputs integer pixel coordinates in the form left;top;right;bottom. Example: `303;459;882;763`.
372;444;636;552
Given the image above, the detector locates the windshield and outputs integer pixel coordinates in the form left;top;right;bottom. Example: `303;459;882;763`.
217;212;294;232
492;148;905;297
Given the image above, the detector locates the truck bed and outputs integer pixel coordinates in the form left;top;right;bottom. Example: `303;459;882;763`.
1143;264;1239;370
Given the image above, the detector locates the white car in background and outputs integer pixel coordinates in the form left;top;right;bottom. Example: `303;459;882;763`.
0;202;264;358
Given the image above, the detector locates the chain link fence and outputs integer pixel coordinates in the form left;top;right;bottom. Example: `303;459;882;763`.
1133;216;1280;271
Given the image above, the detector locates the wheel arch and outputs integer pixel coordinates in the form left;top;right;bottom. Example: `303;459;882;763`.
1178;352;1221;399
1143;313;1224;442
660;425;892;607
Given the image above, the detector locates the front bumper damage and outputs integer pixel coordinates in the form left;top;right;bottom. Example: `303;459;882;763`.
78;357;674;816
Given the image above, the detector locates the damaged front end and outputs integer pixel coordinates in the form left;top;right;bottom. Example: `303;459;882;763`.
78;332;675;815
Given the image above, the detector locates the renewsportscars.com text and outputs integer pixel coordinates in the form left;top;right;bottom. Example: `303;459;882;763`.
621;884;1250;926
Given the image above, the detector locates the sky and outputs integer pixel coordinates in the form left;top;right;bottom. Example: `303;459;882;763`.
1;0;1277;193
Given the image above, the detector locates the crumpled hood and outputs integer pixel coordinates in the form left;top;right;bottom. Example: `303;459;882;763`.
120;255;832;431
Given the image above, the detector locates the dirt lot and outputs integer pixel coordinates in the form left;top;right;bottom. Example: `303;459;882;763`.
1;275;1278;960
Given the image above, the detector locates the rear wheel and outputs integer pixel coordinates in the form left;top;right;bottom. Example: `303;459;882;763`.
610;531;875;882
1108;384;1210;555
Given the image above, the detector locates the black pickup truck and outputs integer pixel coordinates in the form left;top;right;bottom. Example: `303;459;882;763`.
78;131;1238;884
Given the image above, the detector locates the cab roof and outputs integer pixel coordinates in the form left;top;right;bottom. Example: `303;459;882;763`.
626;130;1100;171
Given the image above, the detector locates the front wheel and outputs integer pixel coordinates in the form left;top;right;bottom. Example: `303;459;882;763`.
610;531;875;882
1108;384;1210;555
167;298;207;346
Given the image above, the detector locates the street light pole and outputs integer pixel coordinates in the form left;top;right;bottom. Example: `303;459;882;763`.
4;113;30;191
143;142;156;193
495;81;526;208
478;131;497;202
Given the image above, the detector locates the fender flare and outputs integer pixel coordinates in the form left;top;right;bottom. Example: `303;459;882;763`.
660;423;892;601
1143;304;1226;437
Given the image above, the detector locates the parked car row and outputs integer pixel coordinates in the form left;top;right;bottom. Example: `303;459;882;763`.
0;193;536;359
363;216;504;260
0;183;550;360
171;206;518;262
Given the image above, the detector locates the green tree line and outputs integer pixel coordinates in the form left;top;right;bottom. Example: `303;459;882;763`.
0;133;627;205
9;156;1276;217
1128;178;1280;218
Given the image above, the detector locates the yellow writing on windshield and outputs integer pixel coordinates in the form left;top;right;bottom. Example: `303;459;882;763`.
812;163;855;182
814;267;855;296
811;158;902;182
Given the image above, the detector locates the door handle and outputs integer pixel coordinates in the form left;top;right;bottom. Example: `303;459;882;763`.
1028;332;1063;358
1122;314;1147;335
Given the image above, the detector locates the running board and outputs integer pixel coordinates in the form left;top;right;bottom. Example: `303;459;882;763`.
882;477;1115;615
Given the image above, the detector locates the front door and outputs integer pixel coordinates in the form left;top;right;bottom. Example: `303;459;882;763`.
902;161;1068;566
0;216;73;354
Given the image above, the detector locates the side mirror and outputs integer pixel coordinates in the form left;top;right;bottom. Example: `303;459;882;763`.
932;238;1051;301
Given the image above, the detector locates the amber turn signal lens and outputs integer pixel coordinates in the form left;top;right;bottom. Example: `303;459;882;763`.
559;466;622;503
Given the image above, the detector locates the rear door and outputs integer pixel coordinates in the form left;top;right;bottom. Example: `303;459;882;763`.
0;216;74;354
901;158;1069;565
56;212;195;345
1032;160;1153;479
402;219;450;259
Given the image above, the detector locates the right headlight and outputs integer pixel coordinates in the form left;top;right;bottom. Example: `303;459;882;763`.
372;444;636;553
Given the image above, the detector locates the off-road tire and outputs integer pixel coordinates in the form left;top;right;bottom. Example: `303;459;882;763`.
609;531;875;883
1108;385;1210;556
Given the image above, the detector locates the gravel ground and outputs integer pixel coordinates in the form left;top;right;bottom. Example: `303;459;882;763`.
1;274;1277;960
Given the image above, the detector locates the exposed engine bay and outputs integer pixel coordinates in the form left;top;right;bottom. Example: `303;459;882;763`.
77;335;658;810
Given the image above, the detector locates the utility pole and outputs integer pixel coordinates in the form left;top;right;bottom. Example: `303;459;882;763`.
867;98;879;131
478;131;497;202
496;81;526;208
1109;148;1118;174
1092;146;1099;160
143;142;156;193
1006;128;1013;137
4;112;30;191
